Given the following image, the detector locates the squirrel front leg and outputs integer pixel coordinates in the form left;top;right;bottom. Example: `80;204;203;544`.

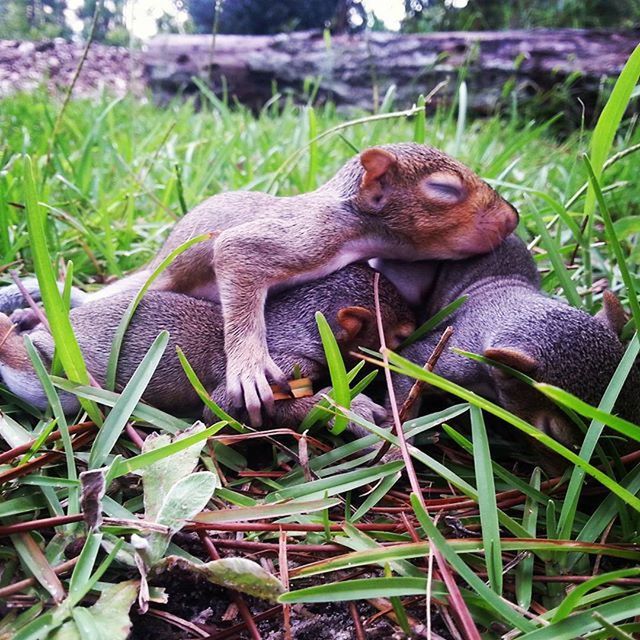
215;275;288;427
213;223;344;427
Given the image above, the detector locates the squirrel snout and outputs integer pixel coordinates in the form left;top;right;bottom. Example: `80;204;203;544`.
490;198;519;237
503;201;519;234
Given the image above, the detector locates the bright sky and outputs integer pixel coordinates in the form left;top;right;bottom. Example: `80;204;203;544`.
67;0;410;40
67;0;469;40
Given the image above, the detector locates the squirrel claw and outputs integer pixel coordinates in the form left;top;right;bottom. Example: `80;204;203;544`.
227;359;287;427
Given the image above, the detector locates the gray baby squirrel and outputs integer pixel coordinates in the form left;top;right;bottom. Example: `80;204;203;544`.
71;143;517;427
379;234;640;447
0;265;415;432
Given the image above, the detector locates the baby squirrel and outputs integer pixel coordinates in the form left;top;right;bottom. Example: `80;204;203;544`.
80;143;517;426
380;234;640;447
0;265;415;432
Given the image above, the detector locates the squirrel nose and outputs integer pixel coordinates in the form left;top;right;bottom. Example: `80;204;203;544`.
500;200;519;235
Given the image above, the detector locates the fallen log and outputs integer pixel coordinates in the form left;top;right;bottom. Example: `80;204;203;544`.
144;29;640;115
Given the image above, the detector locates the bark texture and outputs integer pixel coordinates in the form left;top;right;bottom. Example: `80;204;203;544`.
145;29;640;113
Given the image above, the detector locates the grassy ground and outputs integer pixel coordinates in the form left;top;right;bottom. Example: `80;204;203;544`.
1;71;640;639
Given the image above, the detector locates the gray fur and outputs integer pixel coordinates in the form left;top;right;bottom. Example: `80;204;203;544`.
391;235;640;446
1;265;413;430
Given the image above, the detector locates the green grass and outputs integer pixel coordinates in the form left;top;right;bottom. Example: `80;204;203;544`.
1;73;640;639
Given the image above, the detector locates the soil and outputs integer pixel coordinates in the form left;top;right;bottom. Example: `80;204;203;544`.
130;562;440;639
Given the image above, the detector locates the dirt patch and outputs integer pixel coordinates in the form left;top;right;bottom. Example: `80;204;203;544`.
0;39;144;97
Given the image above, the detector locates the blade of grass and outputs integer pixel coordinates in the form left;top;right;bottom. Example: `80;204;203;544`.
470;406;503;595
89;331;169;469
175;346;245;432
552;568;640;622
584;155;640;332
518;592;640;639
399;295;468;350
410;494;535;633
105;232;212;391
515;467;541;611
24;337;78;515
532;203;582;308
553;333;640;540
23;155;102;425
382;350;640;511
582;43;640;304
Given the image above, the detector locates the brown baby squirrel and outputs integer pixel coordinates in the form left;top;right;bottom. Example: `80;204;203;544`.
380;234;640;448
0;265;415;432
76;143;517;427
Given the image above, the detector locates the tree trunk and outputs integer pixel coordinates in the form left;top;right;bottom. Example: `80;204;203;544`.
144;29;640;117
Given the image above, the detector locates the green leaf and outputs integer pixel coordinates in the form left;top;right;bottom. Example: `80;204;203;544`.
315;312;350;434
147;471;217;563
140;423;211;521
52;580;138;640
281;577;444;603
158;555;284;602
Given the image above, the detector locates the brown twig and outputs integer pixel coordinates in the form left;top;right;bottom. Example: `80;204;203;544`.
145;609;209;637
0;422;95;464
349;601;367;640
212;539;345;554
399;326;454;424
202;606;281;640
372;272;422;498
0;430;95;484
372;325;454;464
0;557;79;599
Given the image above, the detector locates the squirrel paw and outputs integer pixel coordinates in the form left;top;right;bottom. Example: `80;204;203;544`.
226;356;289;428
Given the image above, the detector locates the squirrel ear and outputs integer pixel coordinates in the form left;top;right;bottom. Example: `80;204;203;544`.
360;148;397;190
337;306;375;343
595;290;627;337
484;346;539;375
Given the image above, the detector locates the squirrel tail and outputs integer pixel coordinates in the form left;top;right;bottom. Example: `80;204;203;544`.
0;277;88;314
